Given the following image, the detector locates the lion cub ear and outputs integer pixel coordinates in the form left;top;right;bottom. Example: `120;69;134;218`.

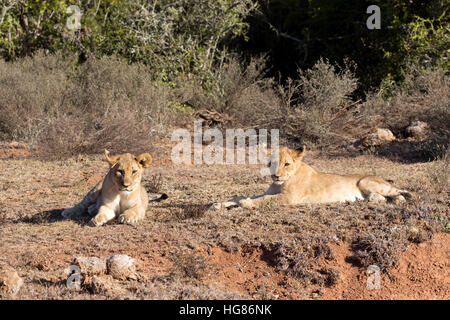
104;149;120;166
136;153;152;168
291;145;306;160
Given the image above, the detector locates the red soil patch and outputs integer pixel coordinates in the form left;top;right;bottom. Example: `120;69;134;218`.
0;142;32;158
320;232;449;299
199;247;303;299
198;233;449;300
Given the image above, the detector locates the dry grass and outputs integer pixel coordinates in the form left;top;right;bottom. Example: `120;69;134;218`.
363;65;450;159
425;150;449;194
182;56;281;128
276;59;379;147
0;147;448;299
170;252;211;281
0;52;180;157
1;53;446;160
144;174;165;194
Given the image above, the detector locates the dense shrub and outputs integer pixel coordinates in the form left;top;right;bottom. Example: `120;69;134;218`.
243;0;449;93
0;0;258;85
0;51;447;157
363;65;450;158
0;51;179;156
183;57;281;127
277;59;378;147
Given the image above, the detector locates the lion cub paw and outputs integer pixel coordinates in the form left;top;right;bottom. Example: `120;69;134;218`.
367;193;386;203
238;198;255;209
118;210;143;225
392;195;406;204
209;203;223;211
89;212;109;227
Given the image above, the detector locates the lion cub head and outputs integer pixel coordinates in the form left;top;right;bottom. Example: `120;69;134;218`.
104;150;152;192
269;146;306;184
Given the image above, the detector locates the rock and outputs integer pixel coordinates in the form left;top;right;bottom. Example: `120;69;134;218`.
362;128;395;147
89;275;127;296
0;263;23;298
405;121;429;140
73;257;107;276
408;226;420;238
106;255;137;280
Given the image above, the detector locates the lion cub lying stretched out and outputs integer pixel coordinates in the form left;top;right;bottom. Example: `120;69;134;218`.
62;150;152;226
212;146;411;209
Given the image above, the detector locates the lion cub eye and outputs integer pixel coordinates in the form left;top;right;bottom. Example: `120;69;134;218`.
285;163;291;167
132;170;138;175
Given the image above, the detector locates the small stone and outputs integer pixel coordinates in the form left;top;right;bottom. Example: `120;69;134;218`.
0;263;23;298
311;289;323;299
89;275;127;296
73;257;107;276
375;128;395;141
106;255;137;280
362;128;395;147
408;226;420;238
405;121;429;140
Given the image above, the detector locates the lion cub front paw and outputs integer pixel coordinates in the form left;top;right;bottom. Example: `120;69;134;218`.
118;210;144;225
89;212;109;227
239;198;254;209
209;202;223;211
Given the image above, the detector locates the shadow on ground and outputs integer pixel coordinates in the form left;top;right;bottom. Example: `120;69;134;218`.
16;209;91;225
326;140;438;164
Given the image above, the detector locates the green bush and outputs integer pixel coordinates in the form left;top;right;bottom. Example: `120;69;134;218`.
0;0;258;85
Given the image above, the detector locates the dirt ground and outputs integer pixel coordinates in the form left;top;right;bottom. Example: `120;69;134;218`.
0;142;448;300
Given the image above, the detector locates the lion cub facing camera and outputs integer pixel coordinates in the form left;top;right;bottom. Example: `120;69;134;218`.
62;150;152;226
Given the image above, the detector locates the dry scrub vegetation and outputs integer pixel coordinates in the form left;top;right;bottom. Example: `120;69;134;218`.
1;52;449;159
0;52;449;299
0;151;448;299
0;52;181;156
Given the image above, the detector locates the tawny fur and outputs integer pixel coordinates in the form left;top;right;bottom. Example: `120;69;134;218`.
61;150;152;226
212;146;411;209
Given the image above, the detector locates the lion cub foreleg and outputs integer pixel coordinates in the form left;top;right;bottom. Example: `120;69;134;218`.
238;193;282;209
89;204;116;226
210;196;247;210
118;188;148;225
238;183;284;209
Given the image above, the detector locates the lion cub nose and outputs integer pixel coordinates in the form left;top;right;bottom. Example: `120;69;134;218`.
122;180;131;187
